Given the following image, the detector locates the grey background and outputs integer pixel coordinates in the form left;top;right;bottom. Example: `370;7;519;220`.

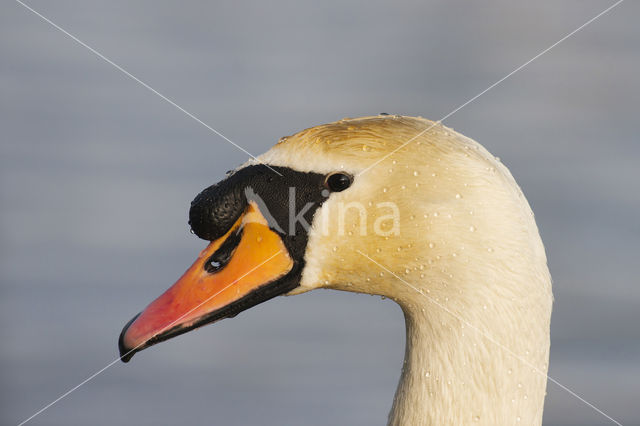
1;1;638;425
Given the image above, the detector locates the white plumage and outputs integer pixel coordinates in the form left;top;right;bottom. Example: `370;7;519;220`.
248;115;552;425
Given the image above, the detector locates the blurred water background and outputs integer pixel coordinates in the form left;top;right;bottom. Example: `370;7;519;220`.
1;1;639;425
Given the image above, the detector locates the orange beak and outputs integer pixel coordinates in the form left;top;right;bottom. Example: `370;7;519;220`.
119;202;294;362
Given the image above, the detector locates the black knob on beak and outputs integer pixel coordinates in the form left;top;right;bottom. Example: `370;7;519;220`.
189;175;247;241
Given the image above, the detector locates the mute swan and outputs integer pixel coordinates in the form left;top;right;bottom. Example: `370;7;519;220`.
119;115;552;425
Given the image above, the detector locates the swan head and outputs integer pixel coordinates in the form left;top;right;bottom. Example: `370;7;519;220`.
119;115;551;364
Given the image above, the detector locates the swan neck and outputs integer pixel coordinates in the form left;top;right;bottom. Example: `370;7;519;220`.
387;303;548;426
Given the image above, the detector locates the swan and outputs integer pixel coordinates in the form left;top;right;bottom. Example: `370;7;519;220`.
119;115;552;425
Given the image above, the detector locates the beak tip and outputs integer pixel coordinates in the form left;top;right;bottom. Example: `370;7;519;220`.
118;313;141;363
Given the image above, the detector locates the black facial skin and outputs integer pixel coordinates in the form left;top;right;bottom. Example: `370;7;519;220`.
188;164;337;257
119;165;352;362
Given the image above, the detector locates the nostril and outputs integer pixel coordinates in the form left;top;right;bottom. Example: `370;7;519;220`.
204;227;244;273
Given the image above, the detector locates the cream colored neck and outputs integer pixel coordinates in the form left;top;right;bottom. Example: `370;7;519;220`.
387;300;548;426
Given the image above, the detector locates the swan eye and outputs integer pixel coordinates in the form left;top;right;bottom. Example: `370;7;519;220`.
325;172;353;192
